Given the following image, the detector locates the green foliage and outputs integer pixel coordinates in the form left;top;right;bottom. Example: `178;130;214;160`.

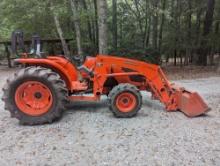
0;0;219;65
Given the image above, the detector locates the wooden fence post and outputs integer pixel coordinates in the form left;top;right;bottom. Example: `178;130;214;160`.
5;44;12;68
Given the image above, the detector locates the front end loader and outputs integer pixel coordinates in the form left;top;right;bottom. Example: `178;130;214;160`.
2;31;210;125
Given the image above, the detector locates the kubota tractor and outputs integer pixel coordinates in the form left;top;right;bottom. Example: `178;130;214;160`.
2;31;210;125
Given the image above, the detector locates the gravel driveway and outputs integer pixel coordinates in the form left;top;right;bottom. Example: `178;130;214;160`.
0;68;219;166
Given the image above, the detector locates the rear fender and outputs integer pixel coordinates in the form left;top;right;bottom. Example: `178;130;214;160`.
14;56;78;90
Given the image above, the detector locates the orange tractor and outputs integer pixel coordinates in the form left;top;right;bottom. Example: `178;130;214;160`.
2;31;210;125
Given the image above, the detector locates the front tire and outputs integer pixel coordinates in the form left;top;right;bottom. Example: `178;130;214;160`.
2;67;68;125
108;84;142;118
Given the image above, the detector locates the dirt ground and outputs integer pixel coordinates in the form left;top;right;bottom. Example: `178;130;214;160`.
0;66;219;166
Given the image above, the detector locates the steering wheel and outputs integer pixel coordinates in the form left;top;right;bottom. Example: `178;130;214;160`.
72;54;87;66
72;55;94;77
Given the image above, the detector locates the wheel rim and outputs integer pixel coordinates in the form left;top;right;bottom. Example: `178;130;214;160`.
116;92;137;113
15;81;53;116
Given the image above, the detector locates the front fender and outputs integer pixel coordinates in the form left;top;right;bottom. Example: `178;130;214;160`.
14;56;78;90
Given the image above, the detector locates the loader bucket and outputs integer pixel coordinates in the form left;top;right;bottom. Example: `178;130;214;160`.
177;90;210;117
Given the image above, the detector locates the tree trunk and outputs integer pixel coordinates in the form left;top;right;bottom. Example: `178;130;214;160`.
217;55;220;72
112;0;118;51
197;0;215;65
166;54;169;63
169;0;175;65
180;53;183;67
97;0;108;54
158;0;166;53
143;0;150;49
52;11;71;58
144;16;151;49
214;6;220;56
5;44;12;68
174;0;182;66
94;0;99;51
185;0;192;65
174;49;177;66
215;20;219;34
192;6;203;64
70;0;83;56
134;0;144;35
81;0;93;43
203;0;215;36
195;8;203;47
119;15;123;48
152;0;159;50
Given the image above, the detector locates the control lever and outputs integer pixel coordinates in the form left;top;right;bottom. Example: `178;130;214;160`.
77;65;94;77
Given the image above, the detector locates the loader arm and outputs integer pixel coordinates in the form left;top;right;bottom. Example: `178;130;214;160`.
94;55;210;117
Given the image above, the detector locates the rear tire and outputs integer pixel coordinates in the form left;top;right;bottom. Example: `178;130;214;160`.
108;84;142;118
2;67;68;125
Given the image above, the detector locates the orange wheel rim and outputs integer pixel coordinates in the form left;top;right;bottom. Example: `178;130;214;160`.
116;92;137;113
15;81;53;116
